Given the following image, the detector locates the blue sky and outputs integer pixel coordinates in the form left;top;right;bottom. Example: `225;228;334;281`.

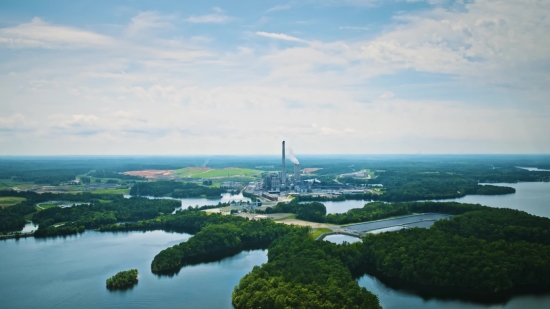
0;0;549;155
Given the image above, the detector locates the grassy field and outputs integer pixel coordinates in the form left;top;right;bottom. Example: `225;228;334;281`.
37;204;60;211
310;228;333;239
0;179;37;191
174;167;261;179
274;214;296;221
0;197;27;208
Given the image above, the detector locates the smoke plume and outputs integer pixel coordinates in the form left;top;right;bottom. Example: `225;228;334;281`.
202;158;210;167
286;147;299;164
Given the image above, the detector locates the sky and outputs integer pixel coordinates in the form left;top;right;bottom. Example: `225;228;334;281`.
0;0;549;155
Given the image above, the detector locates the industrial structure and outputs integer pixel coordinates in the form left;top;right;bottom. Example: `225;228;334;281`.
262;141;310;193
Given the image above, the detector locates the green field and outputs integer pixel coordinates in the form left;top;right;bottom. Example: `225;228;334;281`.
174;167;261;179
0;179;37;191
37;204;60;211
310;228;333;239
0;197;27;208
274;214;297;221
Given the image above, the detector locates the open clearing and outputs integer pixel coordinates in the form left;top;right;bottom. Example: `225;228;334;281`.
121;170;174;179
175;167;261;179
0;197;26;208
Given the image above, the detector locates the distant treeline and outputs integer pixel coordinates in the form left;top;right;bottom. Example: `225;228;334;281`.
0;191;125;232
33;197;180;237
130;181;225;198
296;184;515;203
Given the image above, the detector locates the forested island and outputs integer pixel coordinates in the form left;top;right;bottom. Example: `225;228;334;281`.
106;269;138;289
129;181;225;198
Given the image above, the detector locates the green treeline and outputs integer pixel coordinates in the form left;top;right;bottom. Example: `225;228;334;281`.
242;191;258;202
32;197;180;237
106;269;138;289
369;172;519;202
356;204;550;292
294;184;515;203
261;200;411;225
325;202;410;225
0;200;36;231
130;181;225;198
232;202;550;303
149;212;298;273
262;201;327;222
232;232;381;309
0;190;124;232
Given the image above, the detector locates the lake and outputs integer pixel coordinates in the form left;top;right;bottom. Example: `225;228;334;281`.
123;192;251;210
3;181;550;308
324;234;361;244
319;181;550;218
354;181;550;308
357;273;550;309
435;182;550;218
323;199;372;214
0;230;267;309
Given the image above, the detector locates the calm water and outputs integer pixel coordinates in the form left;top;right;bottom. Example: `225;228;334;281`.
323;199;372;214
0;230;267;309
324;234;361;244
435;182;550;218
517;167;550;172
355;181;550;308
358;274;550;309
3;182;550;308
124;193;251;210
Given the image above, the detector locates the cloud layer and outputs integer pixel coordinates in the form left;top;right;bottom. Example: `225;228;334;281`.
0;1;549;155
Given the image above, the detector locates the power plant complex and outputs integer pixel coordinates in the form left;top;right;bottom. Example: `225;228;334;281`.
262;141;309;193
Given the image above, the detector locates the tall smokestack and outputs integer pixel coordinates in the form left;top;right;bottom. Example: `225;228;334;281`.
294;163;300;183
282;141;286;189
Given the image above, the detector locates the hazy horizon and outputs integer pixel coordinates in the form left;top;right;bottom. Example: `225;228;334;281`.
1;0;549;155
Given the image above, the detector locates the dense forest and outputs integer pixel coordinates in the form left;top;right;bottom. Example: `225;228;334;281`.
148;212;297;273
261;201;327;222
129;181;225;198
106;269;139;289
231;202;550;306
359;206;550;292
0;190;125;232
232;231;381;309
32;197;179;237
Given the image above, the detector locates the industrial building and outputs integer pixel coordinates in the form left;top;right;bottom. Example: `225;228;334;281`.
260;141;310;193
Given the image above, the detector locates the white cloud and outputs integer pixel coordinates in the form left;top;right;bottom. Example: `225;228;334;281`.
125;11;174;36
256;31;309;43
266;4;292;13
186;7;233;24
339;26;369;30
379;91;395;99
0;17;115;49
359;0;550;86
1;2;549;154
